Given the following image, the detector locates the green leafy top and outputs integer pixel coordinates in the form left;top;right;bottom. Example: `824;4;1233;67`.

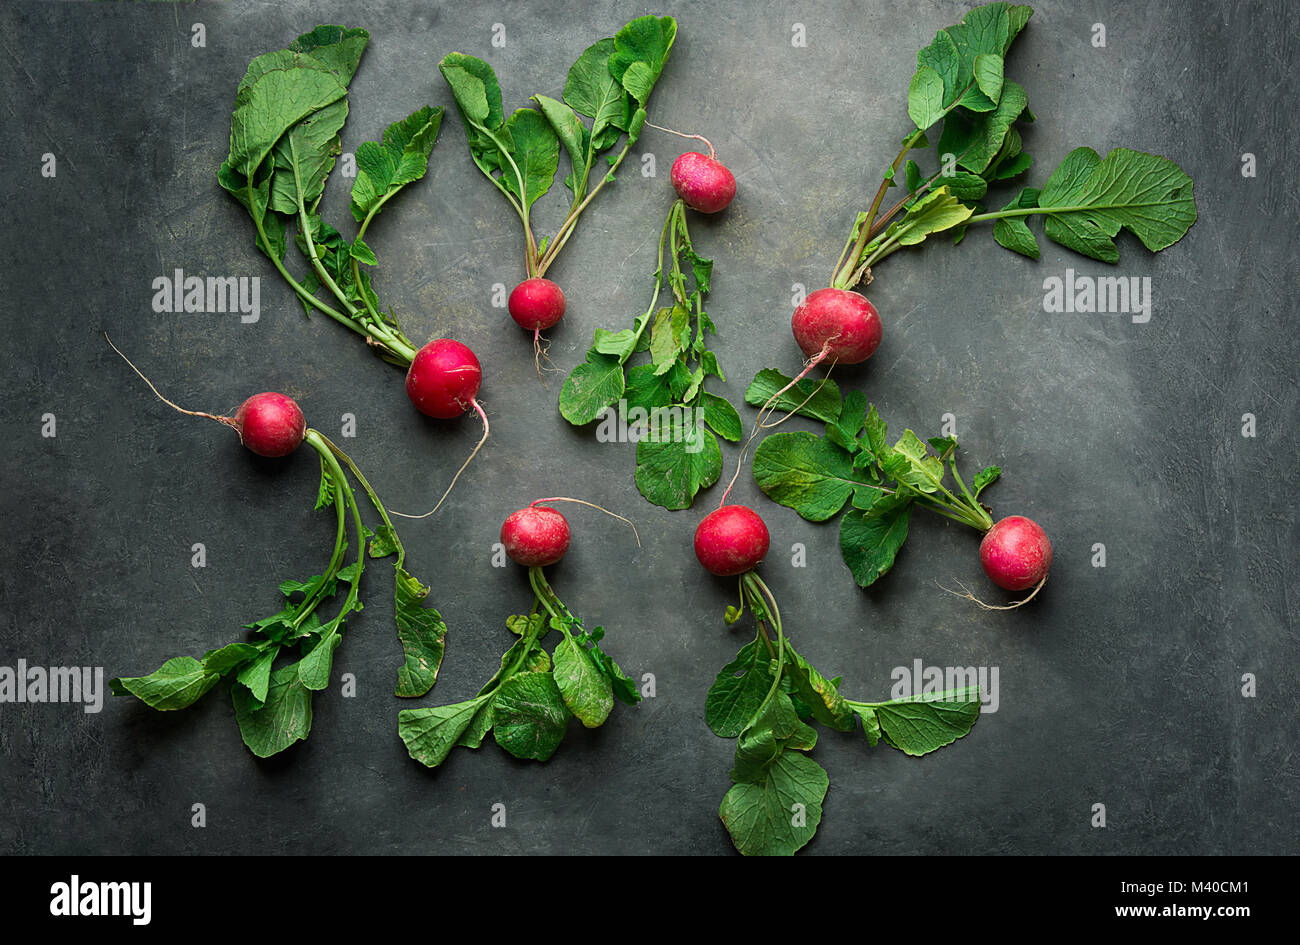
350;105;444;221
608;15;677;106
438;15;676;279
911;2;1032;120
219;24;445;367
558;199;740;510
830;2;1195;290
111;431;447;757
709;571;981;855
398;566;639;769
746;369;1002;588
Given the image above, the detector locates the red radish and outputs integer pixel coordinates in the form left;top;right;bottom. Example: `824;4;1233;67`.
106;335;307;458
393;339;490;520
792;288;883;365
501;505;572;567
400;494;642;770
643;120;737;214
108;334;452;753
720;288;882;507
499;497;638;567
980;516;1053;591
507;277;566;376
695;505;770;576
405;339;482;419
234;392;306;457
508;278;566;332
671;151;736;214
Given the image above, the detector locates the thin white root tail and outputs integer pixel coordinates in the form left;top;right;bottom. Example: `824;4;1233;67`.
642;120;716;160
532;329;559;382
936;574;1048;611
756;369;835;433
717;345;834;509
389;399;490;520
529;497;641;548
104;332;237;431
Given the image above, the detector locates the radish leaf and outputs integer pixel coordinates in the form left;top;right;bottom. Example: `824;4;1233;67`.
553;635;614;728
635;421;723;510
233;664;314;758
109;657;220;711
399;568;635;769
712;573;981;855
398;696;491;768
492;672;571;761
706;638;778;738
499;108;560;210
744;369;843;423
392;568;448;698
1035;147;1197;262
750;379;1003;586
720;750;828;857
833;2;1194;290
840;500;913;587
609;15;677;107
443;16;675;279
223;25;439;366
907;65;945;129
349;105;444;221
532;93;591;196
563;38;629;142
853;687;981;756
752;431;861;522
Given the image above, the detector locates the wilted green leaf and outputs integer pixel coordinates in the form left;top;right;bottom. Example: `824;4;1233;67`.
232;664;313;758
745;368;843;423
393;567;448;698
839;499;913;587
492;671;571;761
719;750;828;857
399;696;491;768
753;431;862;522
110;656;220;711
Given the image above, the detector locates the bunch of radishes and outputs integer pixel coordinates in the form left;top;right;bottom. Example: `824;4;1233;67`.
692;504;984;856
399;499;640;768
108;344;447;756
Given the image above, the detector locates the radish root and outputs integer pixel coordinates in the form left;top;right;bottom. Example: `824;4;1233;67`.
529;497;640;547
532;328;559;381
936;574;1048;611
389;398;490;520
105;333;238;432
643;120;716;160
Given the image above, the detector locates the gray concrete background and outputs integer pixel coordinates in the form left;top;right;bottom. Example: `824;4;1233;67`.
0;0;1295;855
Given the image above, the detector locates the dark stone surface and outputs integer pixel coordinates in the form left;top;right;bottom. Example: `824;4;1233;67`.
0;0;1295;855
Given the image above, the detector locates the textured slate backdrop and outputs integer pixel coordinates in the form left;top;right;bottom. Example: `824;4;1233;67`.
1;0;1295;856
